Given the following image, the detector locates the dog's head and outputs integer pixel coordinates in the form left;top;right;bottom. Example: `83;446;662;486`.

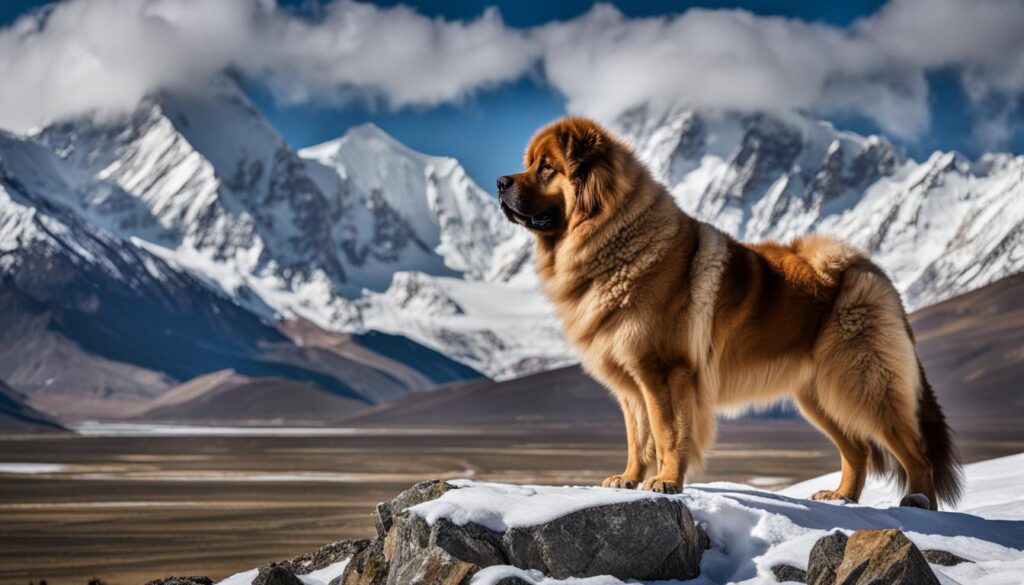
498;117;626;237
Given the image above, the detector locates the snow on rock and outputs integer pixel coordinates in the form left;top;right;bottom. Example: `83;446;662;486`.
208;453;1024;585
413;454;1024;584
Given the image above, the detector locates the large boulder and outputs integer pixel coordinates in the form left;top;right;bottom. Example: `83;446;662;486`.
834;529;939;585
340;481;708;585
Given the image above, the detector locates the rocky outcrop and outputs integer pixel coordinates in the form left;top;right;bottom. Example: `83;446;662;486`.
797;529;947;585
771;528;962;585
339;480;708;585
833;529;939;585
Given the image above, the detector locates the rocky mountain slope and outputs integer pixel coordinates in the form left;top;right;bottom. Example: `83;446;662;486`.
130;369;368;424
0;379;64;432
0;124;479;419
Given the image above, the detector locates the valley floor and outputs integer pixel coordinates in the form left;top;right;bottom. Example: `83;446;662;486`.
0;418;1021;585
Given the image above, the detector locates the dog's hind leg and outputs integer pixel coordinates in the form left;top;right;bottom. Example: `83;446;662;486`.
795;391;869;503
877;414;936;510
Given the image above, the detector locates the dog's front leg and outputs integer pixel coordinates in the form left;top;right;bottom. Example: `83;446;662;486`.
634;363;703;494
602;391;651;489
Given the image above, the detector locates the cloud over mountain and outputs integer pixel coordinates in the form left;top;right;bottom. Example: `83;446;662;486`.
0;0;535;131
2;0;1024;146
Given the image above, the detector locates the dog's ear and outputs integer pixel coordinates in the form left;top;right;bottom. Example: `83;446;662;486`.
557;119;611;218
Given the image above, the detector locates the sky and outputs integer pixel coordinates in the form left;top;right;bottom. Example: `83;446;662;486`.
1;0;1023;190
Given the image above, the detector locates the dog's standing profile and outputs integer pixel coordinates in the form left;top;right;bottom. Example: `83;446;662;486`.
498;117;963;510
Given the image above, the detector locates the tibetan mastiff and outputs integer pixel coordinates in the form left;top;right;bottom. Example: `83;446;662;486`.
498;117;962;510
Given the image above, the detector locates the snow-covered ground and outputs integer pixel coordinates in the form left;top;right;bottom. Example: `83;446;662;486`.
215;452;1024;585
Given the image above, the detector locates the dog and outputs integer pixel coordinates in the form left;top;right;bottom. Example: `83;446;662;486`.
498;117;963;510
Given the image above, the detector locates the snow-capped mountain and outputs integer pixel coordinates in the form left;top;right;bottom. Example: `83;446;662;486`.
0;130;347;413
0;121;481;418
614;106;1024;310
348;107;1024;379
6;76;1022;382
32;77;532;331
21;78;549;380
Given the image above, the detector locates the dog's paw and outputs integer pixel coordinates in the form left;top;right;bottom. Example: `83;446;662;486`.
642;477;681;494
899;493;932;510
601;474;639;489
810;489;854;503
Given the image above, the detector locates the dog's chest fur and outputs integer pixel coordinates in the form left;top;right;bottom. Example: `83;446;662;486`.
537;196;715;371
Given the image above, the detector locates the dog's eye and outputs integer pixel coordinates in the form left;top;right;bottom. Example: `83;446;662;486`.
539;161;555;176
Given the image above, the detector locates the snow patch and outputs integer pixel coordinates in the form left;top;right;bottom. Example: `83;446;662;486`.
412;454;1024;584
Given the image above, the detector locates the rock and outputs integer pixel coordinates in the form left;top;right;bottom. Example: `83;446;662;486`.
335;539;389;585
342;480;708;584
393;496;706;582
375;480;456;539
503;498;706;580
899;493;932;510
385;514;478;585
771;563;807;583
145;578;213;585
834;529;939;585
922;549;971;566
253;563;304;585
806;531;848;585
280;539;373;574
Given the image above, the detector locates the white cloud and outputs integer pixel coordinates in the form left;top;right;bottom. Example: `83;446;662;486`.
1;0;1024;147
0;0;260;131
0;0;534;132
537;0;1024;142
249;2;537;108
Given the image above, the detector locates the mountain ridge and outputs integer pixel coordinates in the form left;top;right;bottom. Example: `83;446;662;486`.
4;78;1022;390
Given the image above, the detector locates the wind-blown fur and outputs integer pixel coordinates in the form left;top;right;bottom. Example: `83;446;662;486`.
498;117;962;509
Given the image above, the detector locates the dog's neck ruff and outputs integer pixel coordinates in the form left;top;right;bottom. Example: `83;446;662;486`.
542;185;677;311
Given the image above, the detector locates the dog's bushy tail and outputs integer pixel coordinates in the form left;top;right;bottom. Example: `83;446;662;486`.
915;359;964;507
865;359;963;507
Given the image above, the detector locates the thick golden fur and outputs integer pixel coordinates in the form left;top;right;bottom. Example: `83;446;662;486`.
498;117;963;509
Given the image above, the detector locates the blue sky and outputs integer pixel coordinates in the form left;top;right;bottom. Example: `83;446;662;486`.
2;0;1021;190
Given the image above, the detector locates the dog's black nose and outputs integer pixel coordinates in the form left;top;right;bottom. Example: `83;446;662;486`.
497;175;514;193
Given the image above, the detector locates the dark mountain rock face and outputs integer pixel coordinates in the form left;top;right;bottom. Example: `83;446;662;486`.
0;378;65;432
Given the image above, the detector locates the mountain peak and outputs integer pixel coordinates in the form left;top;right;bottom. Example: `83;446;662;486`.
345;121;391;141
302;122;430;166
